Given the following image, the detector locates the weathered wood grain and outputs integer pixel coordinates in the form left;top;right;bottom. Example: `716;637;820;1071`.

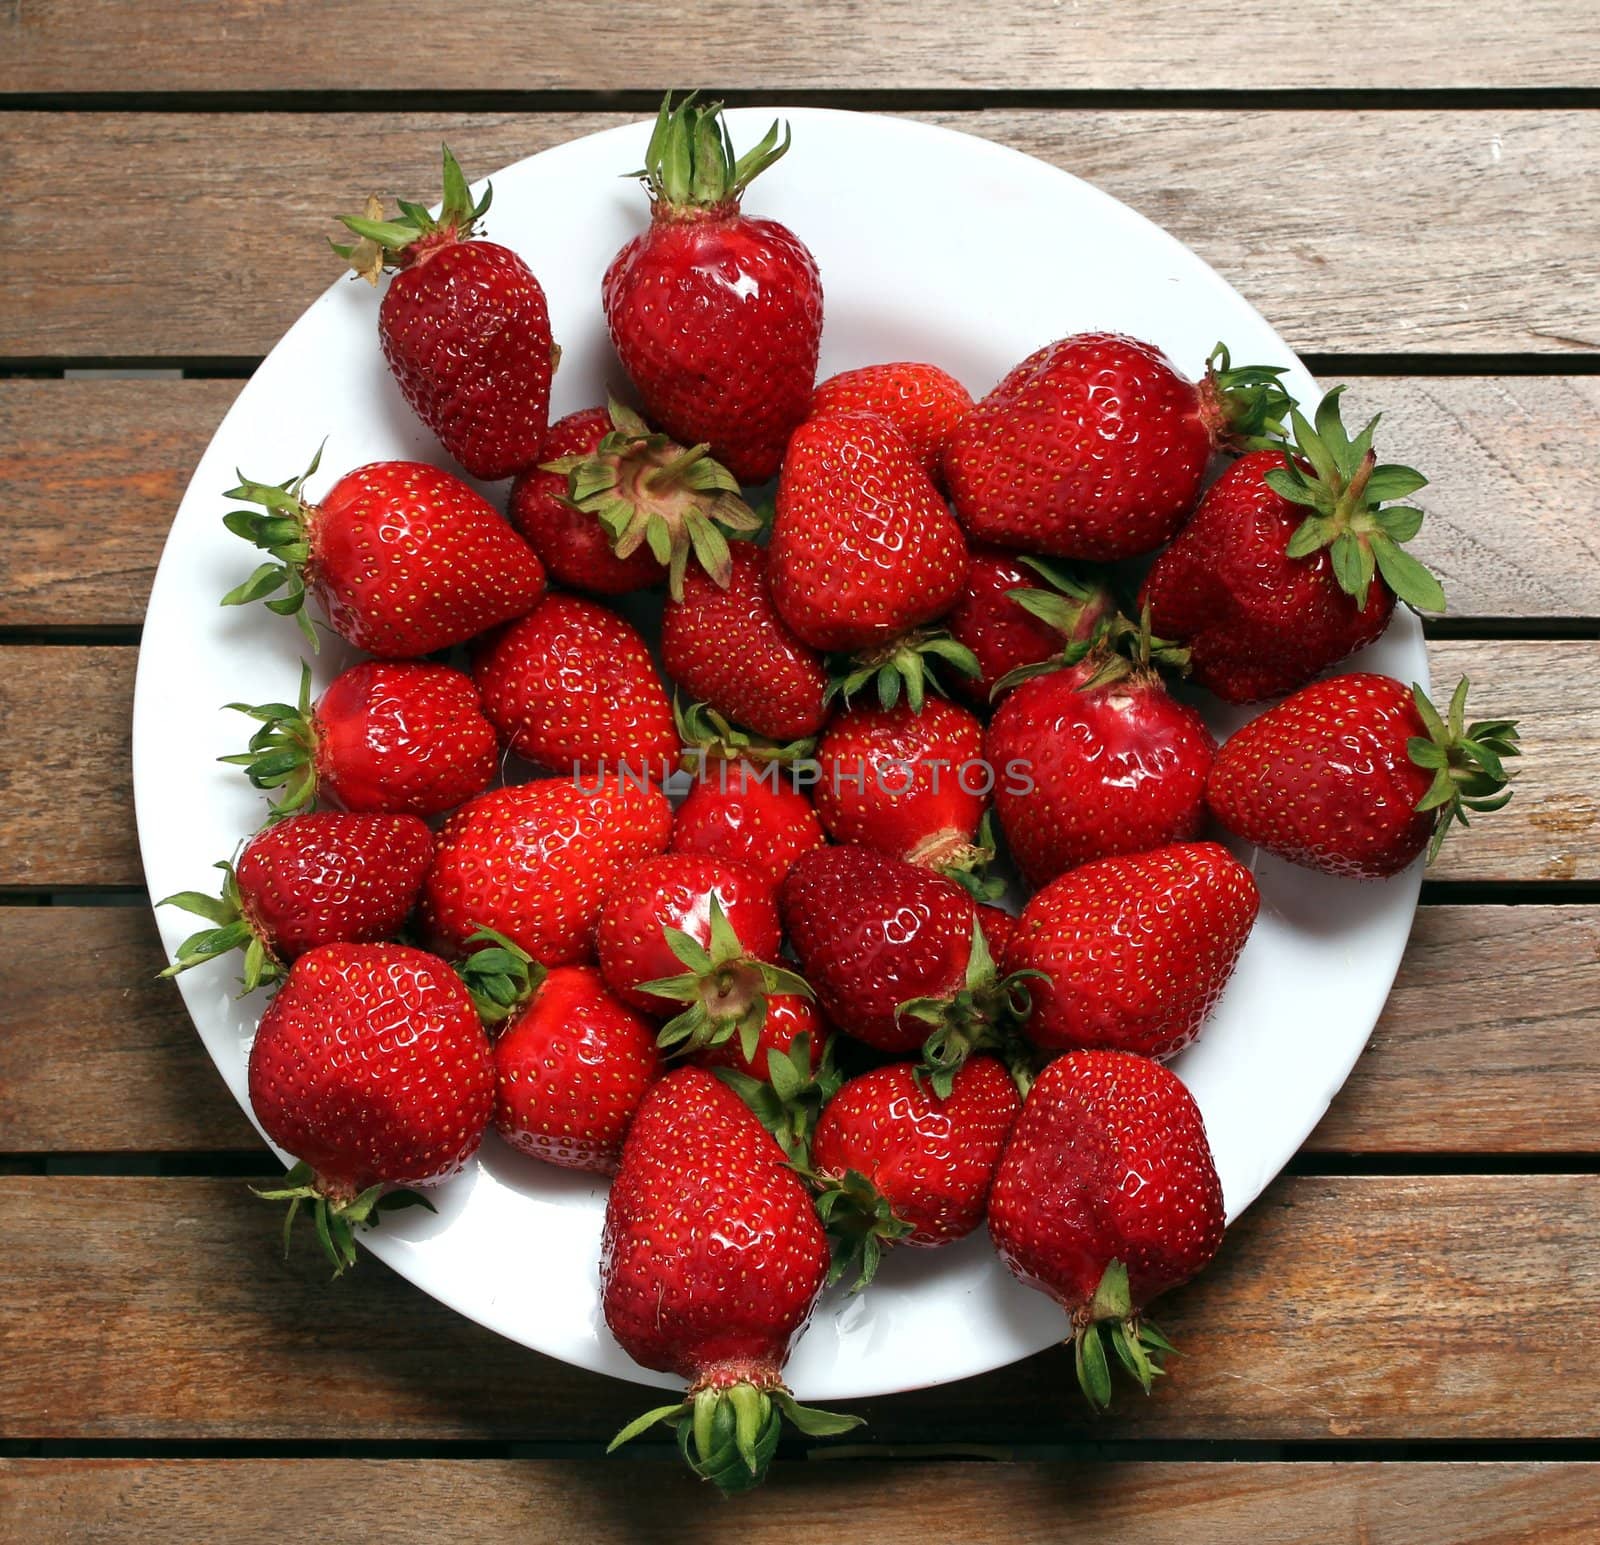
4;1;1595;93
2;1174;1594;1441
3;112;1596;358
4;1459;1597;1544
6;905;1591;1154
7;378;1597;627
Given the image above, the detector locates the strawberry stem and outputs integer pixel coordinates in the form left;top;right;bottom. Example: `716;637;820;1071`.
1406;676;1521;862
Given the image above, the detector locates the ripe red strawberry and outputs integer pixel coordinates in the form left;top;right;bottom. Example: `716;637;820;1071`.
335;148;554;480
422;777;672;964
518;399;763;600
986;653;1216;887
464;937;661;1175
943;335;1290;559
661;542;830;741
1140;390;1446;702
810;361;973;482
223;660;497;818
946;550;1118;708
812;698;990;880
671;755;827;889
769;412;970;657
472;593;678;778
1207;673;1519;878
976;905;1018;962
604;96;822;485
810;1055;1022;1289
1006;842;1260;1060
248;942;494;1273
692;992;827;1082
221;452;546;657
988;1049;1225;1409
160;811;432;992
604;1068;859;1492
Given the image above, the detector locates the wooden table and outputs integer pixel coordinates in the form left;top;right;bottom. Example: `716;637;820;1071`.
3;6;1598;1540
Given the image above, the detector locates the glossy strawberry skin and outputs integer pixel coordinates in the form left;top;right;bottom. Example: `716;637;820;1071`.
508;408;665;596
601;1067;830;1381
493;964;662;1174
811;362;973;482
987;663;1216;887
313;660;498;817
945;547;1085;708
247;943;494;1201
976;906;1018;962
235;811;433;962
1207;672;1436;878
813;1056;1022;1246
378;238;553;481
769;413;970;652
660;543;829;741
1140;450;1396;703
1006;842;1260;1060
780;845;976;1054
943;333;1212;560
472;594;678;778
421;777;672;965
813;698;988;869
309;461;546;658
604;210;822;485
596;853;782;1017
692;992;828;1083
988;1049;1225;1314
670;764;828;889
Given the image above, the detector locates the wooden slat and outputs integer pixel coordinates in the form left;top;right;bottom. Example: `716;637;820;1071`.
2;1174;1594;1440
4;112;1596;358
3;1460;1598;1545
0;641;1580;888
4;1;1595;92
8;905;1592;1155
7;378;1597;628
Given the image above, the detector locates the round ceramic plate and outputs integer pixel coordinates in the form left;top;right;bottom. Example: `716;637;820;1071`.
134;108;1424;1401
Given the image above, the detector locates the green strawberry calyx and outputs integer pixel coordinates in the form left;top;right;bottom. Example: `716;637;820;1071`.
251;1159;436;1278
675;698;817;772
909;809;1004;904
157;860;282;994
636;895;815;1061
1196;341;1295;452
542;398;763;601
455;927;548;1029
827;628;982;714
609;1368;861;1496
219;444;323;650
1265;387;1447;614
630;91;791;217
1071;1259;1176;1413
218;661;321;818
992;594;1188;698
713;1031;842;1166
332;144;490;283
1408;676;1521;863
803;1165;916;1294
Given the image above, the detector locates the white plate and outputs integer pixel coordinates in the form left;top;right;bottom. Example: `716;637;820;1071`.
134;108;1424;1402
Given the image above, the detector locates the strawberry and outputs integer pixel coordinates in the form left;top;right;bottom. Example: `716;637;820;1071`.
422;776;672;964
604;95;822;485
334;147;555;481
810;361;973;482
472;593;678;779
457;932;662;1175
160;811;432;992
943;336;1290;560
222;660;497;818
1005;842;1259;1060
221;451;546;657
768;412;970;665
603;1068;860;1492
945;550;1118;708
671;751;827;890
1207;673;1519;878
812;697;991;883
809;1055;1022;1289
248;942;494;1273
661;541;830;741
1140;390;1446;702
988;1049;1225;1409
976;905;1018;962
692;993;828;1083
986;652;1216;887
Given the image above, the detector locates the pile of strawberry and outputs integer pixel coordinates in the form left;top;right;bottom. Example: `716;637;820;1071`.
161;96;1521;1494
